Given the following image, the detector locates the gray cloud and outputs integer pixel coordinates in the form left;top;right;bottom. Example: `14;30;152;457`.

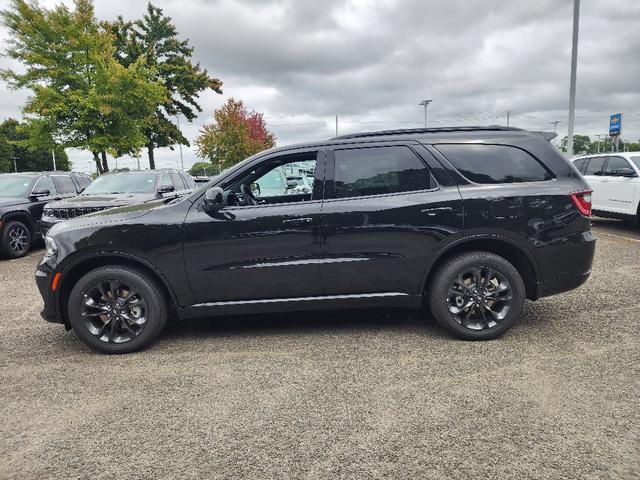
0;0;639;173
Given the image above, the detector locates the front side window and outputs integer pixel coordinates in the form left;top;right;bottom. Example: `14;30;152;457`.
33;176;57;195
0;175;35;197
603;156;632;175
584;157;606;176
332;146;432;198
436;144;552;184
169;172;186;190
573;158;588;174
631;157;640;171
52;175;77;194
83;174;158;195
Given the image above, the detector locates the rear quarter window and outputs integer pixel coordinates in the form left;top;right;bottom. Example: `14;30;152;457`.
436;144;553;184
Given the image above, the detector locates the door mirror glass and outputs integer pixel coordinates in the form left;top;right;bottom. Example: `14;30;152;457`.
31;188;50;197
203;187;225;212
250;182;261;196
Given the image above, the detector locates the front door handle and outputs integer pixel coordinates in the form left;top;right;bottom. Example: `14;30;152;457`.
282;217;313;224
421;207;453;216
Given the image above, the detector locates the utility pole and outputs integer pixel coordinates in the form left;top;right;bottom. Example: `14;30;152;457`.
566;0;581;158
176;115;184;171
419;99;433;128
335;115;339;136
51;149;56;171
506;111;511;127
550;121;562;144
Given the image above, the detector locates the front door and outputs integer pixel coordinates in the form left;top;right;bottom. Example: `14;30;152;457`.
598;156;640;214
319;142;463;296
183;148;326;304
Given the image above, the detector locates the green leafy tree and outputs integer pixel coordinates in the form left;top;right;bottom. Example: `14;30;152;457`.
560;134;591;155
0;118;69;172
188;161;218;176
1;0;166;174
196;98;275;171
106;3;223;169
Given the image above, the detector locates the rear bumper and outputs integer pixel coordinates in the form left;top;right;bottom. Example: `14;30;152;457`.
532;230;596;299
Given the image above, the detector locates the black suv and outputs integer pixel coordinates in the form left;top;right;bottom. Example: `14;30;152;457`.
40;169;196;236
0;171;91;258
36;127;595;353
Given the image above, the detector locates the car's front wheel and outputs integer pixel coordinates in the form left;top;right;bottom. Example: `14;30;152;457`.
428;251;525;340
1;220;32;259
68;265;168;354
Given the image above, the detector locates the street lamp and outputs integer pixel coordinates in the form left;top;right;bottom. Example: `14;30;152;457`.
419;99;433;128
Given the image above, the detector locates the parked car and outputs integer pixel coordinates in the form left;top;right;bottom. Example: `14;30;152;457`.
571;152;640;224
40;169;196;236
36;126;595;353
0;171;91;259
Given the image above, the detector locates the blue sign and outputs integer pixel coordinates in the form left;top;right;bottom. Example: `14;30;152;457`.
609;113;622;136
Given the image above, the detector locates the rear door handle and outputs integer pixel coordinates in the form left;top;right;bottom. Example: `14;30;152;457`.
421;207;453;216
282;217;313;224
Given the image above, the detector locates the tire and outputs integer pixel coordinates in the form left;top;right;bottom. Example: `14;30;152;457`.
67;265;168;354
428;251;525;340
1;220;32;259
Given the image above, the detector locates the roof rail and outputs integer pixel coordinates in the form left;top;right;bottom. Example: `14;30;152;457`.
331;125;524;141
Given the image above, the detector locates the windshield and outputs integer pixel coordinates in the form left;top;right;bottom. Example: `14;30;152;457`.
630;156;640;171
0;176;34;197
83;174;157;194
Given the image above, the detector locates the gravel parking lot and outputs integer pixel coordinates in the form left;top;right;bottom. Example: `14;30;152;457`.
1;219;639;480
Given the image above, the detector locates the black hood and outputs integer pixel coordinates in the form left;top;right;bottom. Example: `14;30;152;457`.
45;193;158;210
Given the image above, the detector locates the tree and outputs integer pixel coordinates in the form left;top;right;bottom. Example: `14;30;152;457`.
195;98;275;171
1;0;166;174
106;3;223;169
560;135;591;154
188;161;218;176
0;118;70;173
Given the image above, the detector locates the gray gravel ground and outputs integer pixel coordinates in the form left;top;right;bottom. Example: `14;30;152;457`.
1;221;639;480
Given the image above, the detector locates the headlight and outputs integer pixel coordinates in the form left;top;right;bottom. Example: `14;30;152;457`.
44;236;58;257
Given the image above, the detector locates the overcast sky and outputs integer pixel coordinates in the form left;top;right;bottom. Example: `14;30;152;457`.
1;0;639;173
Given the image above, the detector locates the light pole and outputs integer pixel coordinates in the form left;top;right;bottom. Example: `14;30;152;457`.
550;120;562;144
566;0;581;158
176;114;184;171
419;99;433;128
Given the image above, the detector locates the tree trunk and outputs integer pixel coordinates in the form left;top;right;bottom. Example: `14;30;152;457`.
148;144;156;170
92;152;104;174
100;151;109;173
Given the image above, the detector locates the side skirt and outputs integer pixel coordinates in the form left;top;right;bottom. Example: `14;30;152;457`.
178;292;423;320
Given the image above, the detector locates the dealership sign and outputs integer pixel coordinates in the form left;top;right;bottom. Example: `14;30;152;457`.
609;113;622;136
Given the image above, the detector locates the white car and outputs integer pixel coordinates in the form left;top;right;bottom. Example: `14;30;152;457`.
572;152;640;224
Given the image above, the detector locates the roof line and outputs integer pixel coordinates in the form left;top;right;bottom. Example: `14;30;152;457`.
330;125;524;141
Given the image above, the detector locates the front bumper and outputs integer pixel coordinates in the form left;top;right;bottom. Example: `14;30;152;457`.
39;216;60;238
35;255;64;324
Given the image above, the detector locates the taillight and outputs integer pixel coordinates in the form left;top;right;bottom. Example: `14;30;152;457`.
570;191;592;217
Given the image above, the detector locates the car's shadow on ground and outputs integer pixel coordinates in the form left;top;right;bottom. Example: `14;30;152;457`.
591;217;640;238
161;307;447;341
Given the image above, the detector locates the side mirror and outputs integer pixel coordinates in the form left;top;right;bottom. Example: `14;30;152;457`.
31;188;50;198
250;182;261;197
615;168;637;178
158;184;175;194
203;187;225;212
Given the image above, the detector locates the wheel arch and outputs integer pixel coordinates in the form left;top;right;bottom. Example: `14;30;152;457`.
422;236;540;300
1;210;36;235
57;252;179;327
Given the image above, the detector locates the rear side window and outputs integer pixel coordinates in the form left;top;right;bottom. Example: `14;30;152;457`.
436;144;552;184
332;146;433;198
584;157;606;175
573;158;588;173
52;175;77;194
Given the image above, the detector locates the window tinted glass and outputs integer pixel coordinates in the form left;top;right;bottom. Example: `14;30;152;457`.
75;176;92;188
169;172;185;189
584;157;606;175
436;144;552;184
182;174;196;189
53;175;77;194
83;174;157;194
0;175;35;197
159;174;172;188
333;146;432;198
573;158;588;173
604;156;631;174
631;157;640;170
34;176;56;195
254;159;316;199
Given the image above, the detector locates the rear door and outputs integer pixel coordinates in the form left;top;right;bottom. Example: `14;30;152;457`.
581;156;607;211
319;141;463;297
598;156;640;214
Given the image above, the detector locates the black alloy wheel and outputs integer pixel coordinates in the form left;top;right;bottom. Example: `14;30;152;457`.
1;220;31;259
429;251;525;340
68;266;168;354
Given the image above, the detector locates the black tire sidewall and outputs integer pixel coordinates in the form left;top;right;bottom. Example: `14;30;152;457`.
1;220;31;259
429;252;526;340
68;266;168;354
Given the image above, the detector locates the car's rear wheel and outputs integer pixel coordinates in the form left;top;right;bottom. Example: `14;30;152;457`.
428;251;525;340
1;220;31;259
68;266;168;354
